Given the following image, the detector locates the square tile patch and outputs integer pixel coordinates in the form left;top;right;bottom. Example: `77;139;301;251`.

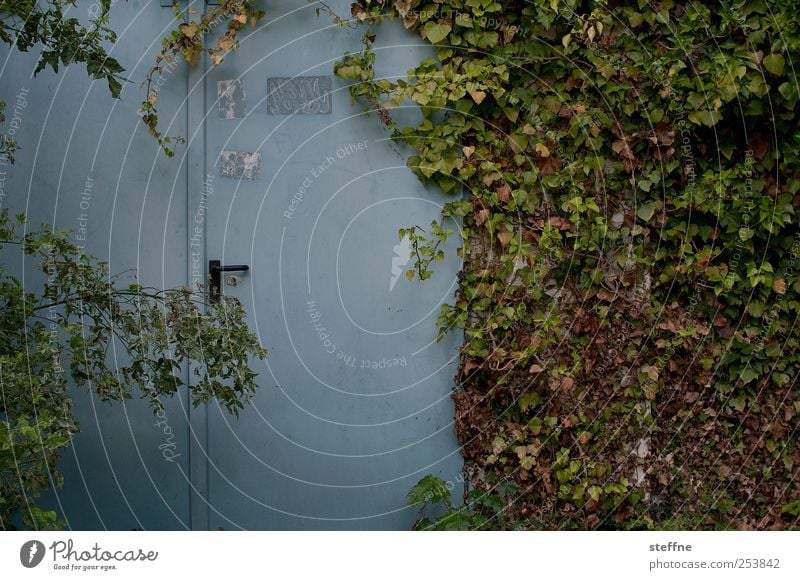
217;79;247;119
218;151;261;180
267;76;332;115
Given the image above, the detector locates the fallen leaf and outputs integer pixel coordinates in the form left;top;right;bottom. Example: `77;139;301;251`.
642;383;658;400
547;216;573;231
655;122;675;146
597;288;616;301
462;359;481;375
748;134;769;160
612;139;636;160
497;228;514;246
538;154;561;175
496;184;512;202
502;25;517;44
403;14;419;28
641;364;659;381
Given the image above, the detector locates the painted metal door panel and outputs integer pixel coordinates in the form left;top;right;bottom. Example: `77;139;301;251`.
199;1;463;529
0;0;192;529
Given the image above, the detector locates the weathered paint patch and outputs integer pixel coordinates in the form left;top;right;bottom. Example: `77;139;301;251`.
218;151;261;180
217;79;247;119
266;76;332;115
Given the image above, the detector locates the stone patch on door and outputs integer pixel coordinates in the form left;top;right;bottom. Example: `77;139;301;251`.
267;76;332;115
217;79;247;119
218;151;261;180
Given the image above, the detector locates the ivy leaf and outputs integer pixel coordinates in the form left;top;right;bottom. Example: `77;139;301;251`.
424;22;452;44
778;81;798;102
468;89;487;104
747;301;767;317
497;228;514;246
180;22;199;39
738;367;759;385
687;109;723;127
762;53;785;76
628;12;644;27
612;139;635;160
636;201;659;223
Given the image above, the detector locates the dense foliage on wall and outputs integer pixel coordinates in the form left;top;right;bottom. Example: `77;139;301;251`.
337;0;800;529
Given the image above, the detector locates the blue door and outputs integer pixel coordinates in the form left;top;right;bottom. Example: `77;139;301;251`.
0;0;193;530
196;1;463;529
1;0;463;529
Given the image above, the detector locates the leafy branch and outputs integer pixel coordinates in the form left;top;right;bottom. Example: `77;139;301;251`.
0;209;267;414
398;220;453;282
0;0;126;97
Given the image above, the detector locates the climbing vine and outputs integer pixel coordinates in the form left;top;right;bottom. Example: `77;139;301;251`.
337;0;800;530
141;0;266;155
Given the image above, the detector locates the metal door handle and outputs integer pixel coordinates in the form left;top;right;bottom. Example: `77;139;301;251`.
209;260;249;302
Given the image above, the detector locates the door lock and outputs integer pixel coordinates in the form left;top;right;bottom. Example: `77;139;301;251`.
209;260;249;302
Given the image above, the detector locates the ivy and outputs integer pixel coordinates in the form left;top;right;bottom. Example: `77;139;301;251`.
399;220;454;281
140;0;267;156
339;0;800;529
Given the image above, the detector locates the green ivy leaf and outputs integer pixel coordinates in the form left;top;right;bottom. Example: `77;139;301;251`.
636;201;659;223
762;53;785;76
424;22;452;44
